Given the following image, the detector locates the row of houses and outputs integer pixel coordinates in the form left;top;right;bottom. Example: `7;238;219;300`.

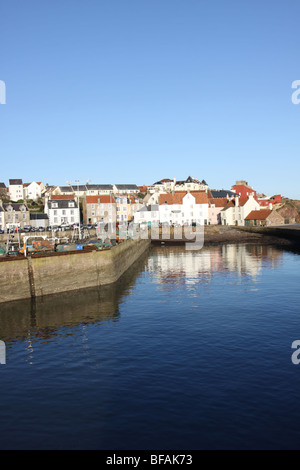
43;193;142;227
134;191;286;227
0;176;287;229
0;180;140;202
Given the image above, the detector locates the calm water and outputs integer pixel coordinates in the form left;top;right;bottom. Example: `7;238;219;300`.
0;243;300;450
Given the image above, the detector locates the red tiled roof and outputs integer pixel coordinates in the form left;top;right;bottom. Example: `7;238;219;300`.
86;195;115;204
51;194;75;200
245;209;272;220
159;191;208;205
222;196;250;210
209;197;228;208
239;197;249;207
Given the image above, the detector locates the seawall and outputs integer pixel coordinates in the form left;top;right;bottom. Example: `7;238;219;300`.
0;238;151;304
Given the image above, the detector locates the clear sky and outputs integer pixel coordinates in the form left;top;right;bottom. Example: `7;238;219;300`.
1;0;300;198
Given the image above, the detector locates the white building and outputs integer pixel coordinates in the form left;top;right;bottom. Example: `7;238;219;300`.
9;179;24;201
47;199;80;226
159;191;209;225
23;181;45;201
221;194;260;226
134;205;160;225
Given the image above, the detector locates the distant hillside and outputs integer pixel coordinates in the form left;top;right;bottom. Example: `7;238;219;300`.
276;198;300;223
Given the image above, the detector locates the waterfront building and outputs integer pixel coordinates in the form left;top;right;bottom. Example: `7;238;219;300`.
208;198;228;225
158;191;209;225
221;194;260;226
83;195;116;224
0;201;30;229
30;213;49;229
47;199;80;226
244;208;285;226
134;204;160;225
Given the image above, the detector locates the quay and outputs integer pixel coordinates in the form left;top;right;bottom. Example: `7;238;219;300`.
0;238;151;304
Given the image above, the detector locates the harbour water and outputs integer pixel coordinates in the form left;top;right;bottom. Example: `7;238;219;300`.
0;243;300;449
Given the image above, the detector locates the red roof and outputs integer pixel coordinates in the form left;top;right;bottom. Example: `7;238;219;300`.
86;195;115;204
159;191;208;205
245;209;272;220
51;194;75;200
223;196;250;210
209;197;228;208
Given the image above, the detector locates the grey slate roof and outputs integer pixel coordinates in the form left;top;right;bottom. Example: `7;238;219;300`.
3;203;28;211
48;199;78;209
0;183;6;189
210;190;237;198
87;184;113;190
9;179;23;185
30;213;49;220
115;184;139;190
58;186;74;193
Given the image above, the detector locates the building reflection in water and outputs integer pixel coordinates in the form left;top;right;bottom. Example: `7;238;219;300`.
146;244;283;285
0;244;284;352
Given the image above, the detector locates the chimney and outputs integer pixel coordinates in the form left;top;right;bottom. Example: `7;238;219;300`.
269;203;273;210
235;195;239;207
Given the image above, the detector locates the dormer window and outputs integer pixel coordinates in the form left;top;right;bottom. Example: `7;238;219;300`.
68;202;75;208
52;202;58;208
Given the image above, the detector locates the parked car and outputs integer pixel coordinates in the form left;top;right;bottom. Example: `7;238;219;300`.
38;226;44;232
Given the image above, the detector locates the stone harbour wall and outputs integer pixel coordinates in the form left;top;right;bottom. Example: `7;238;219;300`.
0;238;151;304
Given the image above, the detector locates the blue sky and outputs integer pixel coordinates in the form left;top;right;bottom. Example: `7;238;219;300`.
1;0;300;198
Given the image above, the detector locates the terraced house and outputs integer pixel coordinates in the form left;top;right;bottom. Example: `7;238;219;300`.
83;195;116;224
0;202;30;230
